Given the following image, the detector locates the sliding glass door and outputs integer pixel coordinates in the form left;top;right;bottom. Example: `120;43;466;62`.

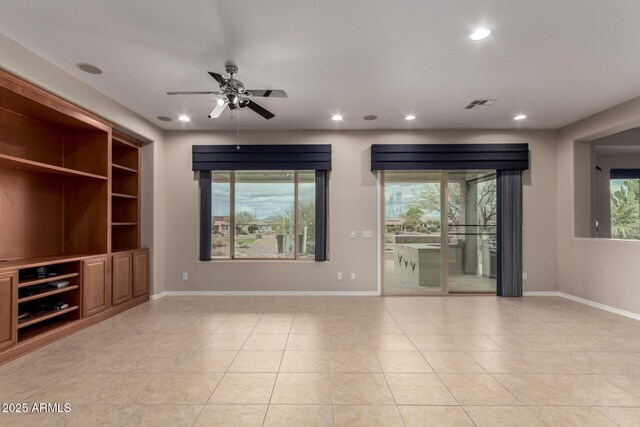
383;170;497;295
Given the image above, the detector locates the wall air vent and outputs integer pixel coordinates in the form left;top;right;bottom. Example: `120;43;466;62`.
465;99;498;109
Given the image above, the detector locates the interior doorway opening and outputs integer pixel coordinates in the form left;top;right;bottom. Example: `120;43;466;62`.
383;170;497;295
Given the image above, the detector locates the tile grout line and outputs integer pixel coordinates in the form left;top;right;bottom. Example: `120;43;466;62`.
261;315;293;427
375;305;408;427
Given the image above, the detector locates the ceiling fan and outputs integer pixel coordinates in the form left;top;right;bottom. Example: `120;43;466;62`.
167;64;287;119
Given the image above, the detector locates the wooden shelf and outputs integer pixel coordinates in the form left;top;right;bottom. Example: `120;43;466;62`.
18;285;78;303
17;319;78;343
112;163;138;173
112;222;137;226
18;272;79;288
0;255;94;270
0;154;108;180
18;306;79;329
111;192;138;199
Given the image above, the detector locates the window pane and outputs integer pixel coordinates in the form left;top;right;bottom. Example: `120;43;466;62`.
212;172;231;258
384;171;445;293
298;171;316;258
235;171;295;258
610;178;640;240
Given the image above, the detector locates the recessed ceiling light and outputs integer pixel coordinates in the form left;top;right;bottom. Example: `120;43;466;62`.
332;114;343;121
405;115;416;121
470;28;491;41
513;114;527;121
156;116;172;122
363;115;378;121
76;63;103;74
178;115;191;122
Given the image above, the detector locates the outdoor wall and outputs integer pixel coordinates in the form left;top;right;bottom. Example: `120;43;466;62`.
163;129;559;294
0;33;166;295
559;96;640;315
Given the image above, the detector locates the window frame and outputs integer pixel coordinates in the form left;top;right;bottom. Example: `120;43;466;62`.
207;169;321;261
609;169;640;241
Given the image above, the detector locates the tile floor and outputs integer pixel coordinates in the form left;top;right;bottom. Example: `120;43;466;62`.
1;296;640;426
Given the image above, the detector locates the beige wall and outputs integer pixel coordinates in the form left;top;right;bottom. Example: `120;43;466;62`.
163;129;559;294
0;33;166;295
559;96;640;314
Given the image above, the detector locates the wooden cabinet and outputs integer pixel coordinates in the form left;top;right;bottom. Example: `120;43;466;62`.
0;271;17;351
82;257;108;317
132;249;149;298
112;252;132;306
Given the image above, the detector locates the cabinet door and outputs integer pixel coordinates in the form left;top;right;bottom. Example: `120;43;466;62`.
132;249;149;298
112;252;132;306
82;257;108;317
0;271;17;351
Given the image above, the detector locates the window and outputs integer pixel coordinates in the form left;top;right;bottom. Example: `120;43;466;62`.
210;170;316;259
194;144;331;261
610;169;640;240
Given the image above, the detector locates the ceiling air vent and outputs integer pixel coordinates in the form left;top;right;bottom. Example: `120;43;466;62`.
465;99;498;109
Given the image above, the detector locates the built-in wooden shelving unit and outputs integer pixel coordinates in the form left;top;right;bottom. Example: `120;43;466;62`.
0;69;149;363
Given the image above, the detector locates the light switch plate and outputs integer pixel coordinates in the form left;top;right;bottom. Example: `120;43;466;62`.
362;231;373;239
350;231;356;239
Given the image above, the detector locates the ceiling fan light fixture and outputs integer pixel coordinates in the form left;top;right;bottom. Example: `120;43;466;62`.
227;93;239;105
217;98;225;106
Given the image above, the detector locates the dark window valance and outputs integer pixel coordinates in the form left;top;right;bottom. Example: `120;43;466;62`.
193;144;332;171
371;143;529;171
611;169;640;179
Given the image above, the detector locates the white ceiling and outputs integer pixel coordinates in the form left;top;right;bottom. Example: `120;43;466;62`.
1;0;640;131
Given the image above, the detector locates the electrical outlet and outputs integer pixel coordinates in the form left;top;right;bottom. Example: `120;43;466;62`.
523;272;527;280
182;272;188;281
351;273;356;280
337;272;343;280
350;231;356;239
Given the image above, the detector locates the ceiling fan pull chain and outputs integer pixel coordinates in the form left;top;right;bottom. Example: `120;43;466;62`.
236;107;241;150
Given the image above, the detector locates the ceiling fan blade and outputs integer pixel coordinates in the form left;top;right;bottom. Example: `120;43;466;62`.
245;100;275;119
247;89;288;98
166;91;223;95
208;100;228;118
208;72;227;86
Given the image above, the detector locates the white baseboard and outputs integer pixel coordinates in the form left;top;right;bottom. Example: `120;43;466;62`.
557;292;640;321
524;291;640;321
151;290;380;299
523;291;561;296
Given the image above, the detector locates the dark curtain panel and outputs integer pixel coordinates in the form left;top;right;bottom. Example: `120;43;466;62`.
198;170;212;261
315;170;328;261
496;170;523;297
